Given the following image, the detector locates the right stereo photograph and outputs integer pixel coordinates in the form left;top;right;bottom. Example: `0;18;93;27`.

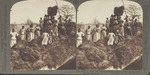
76;0;143;70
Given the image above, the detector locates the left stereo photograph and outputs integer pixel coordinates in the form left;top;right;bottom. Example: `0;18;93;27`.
10;0;76;70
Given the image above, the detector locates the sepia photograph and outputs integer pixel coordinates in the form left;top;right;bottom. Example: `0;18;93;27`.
10;0;143;71
76;0;143;70
10;0;76;70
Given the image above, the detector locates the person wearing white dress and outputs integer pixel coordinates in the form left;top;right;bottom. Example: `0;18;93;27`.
19;26;26;41
27;24;35;42
101;24;107;39
10;29;18;47
76;28;84;47
93;24;101;42
39;17;43;28
85;26;92;41
107;31;115;45
42;30;49;45
35;24;41;39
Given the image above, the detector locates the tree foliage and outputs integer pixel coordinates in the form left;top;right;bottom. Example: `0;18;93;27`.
125;5;142;19
24;18;33;25
59;5;74;19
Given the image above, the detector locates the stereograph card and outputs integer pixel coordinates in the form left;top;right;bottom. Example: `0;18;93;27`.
0;0;150;75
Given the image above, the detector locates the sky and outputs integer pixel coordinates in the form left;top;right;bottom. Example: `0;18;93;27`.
77;0;143;24
10;0;76;24
10;0;143;24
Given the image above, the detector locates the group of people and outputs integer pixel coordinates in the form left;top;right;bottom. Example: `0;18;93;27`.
10;14;73;48
76;15;140;47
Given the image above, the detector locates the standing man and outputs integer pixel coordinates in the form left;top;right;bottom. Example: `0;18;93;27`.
76;28;84;47
10;29;18;47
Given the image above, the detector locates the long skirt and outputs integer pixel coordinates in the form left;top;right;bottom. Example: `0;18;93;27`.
101;31;107;39
86;34;91;40
10;39;16;47
20;34;25;40
35;31;41;39
49;36;53;44
93;32;100;42
28;32;34;42
107;37;114;45
42;37;49;45
76;39;82;47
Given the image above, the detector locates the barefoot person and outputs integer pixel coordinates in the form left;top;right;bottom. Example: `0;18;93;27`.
10;29;18;47
19;26;26;41
76;28;84;47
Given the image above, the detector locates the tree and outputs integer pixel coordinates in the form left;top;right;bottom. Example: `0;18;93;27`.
59;5;74;19
125;5;142;20
92;18;100;25
24;18;33;25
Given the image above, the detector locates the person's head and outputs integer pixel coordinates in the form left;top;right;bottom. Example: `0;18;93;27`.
135;19;137;22
22;26;24;29
96;24;99;28
106;17;108;20
40;17;42;20
12;28;15;32
78;28;81;32
69;19;71;22
88;26;91;29
30;24;33;28
103;24;105;26
111;14;113;17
